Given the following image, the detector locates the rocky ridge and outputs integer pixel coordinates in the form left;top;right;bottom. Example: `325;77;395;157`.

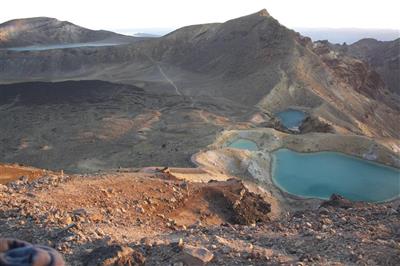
333;38;400;95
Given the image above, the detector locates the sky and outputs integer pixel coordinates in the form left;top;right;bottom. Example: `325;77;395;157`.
1;0;400;32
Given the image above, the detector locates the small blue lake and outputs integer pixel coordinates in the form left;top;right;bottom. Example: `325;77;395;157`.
6;42;125;51
276;109;307;130
228;139;258;151
272;149;400;202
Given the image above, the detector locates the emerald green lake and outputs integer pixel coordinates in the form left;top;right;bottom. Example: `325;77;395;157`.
272;149;400;202
276;109;306;130
228;139;258;151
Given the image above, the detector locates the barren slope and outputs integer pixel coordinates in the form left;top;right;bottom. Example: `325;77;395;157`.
0;17;136;48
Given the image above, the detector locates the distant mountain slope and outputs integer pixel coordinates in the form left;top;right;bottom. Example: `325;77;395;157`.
140;10;400;138
0;17;136;48
296;28;399;44
334;38;400;95
0;10;399;142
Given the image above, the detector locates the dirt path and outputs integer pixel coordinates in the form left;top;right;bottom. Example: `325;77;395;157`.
156;64;182;96
156;63;198;108
144;53;182;96
144;54;200;109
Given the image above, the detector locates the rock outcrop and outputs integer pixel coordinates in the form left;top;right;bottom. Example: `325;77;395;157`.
335;38;400;95
299;116;334;133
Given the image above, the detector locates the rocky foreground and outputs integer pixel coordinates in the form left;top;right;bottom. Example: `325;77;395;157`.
0;172;399;265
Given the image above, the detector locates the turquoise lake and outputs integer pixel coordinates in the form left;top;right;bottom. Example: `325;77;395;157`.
276;109;306;130
6;42;125;51
272;149;400;202
228;139;258;151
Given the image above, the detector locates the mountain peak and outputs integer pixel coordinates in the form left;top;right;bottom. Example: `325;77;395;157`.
257;9;270;17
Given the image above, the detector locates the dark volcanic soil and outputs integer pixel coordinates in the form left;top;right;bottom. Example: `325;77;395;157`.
0;80;258;173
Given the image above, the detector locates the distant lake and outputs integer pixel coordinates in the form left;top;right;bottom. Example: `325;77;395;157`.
275;109;307;130
272;149;400;202
228;139;258;151
6;42;126;51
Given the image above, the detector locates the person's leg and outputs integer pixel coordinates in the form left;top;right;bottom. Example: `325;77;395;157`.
0;238;65;266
